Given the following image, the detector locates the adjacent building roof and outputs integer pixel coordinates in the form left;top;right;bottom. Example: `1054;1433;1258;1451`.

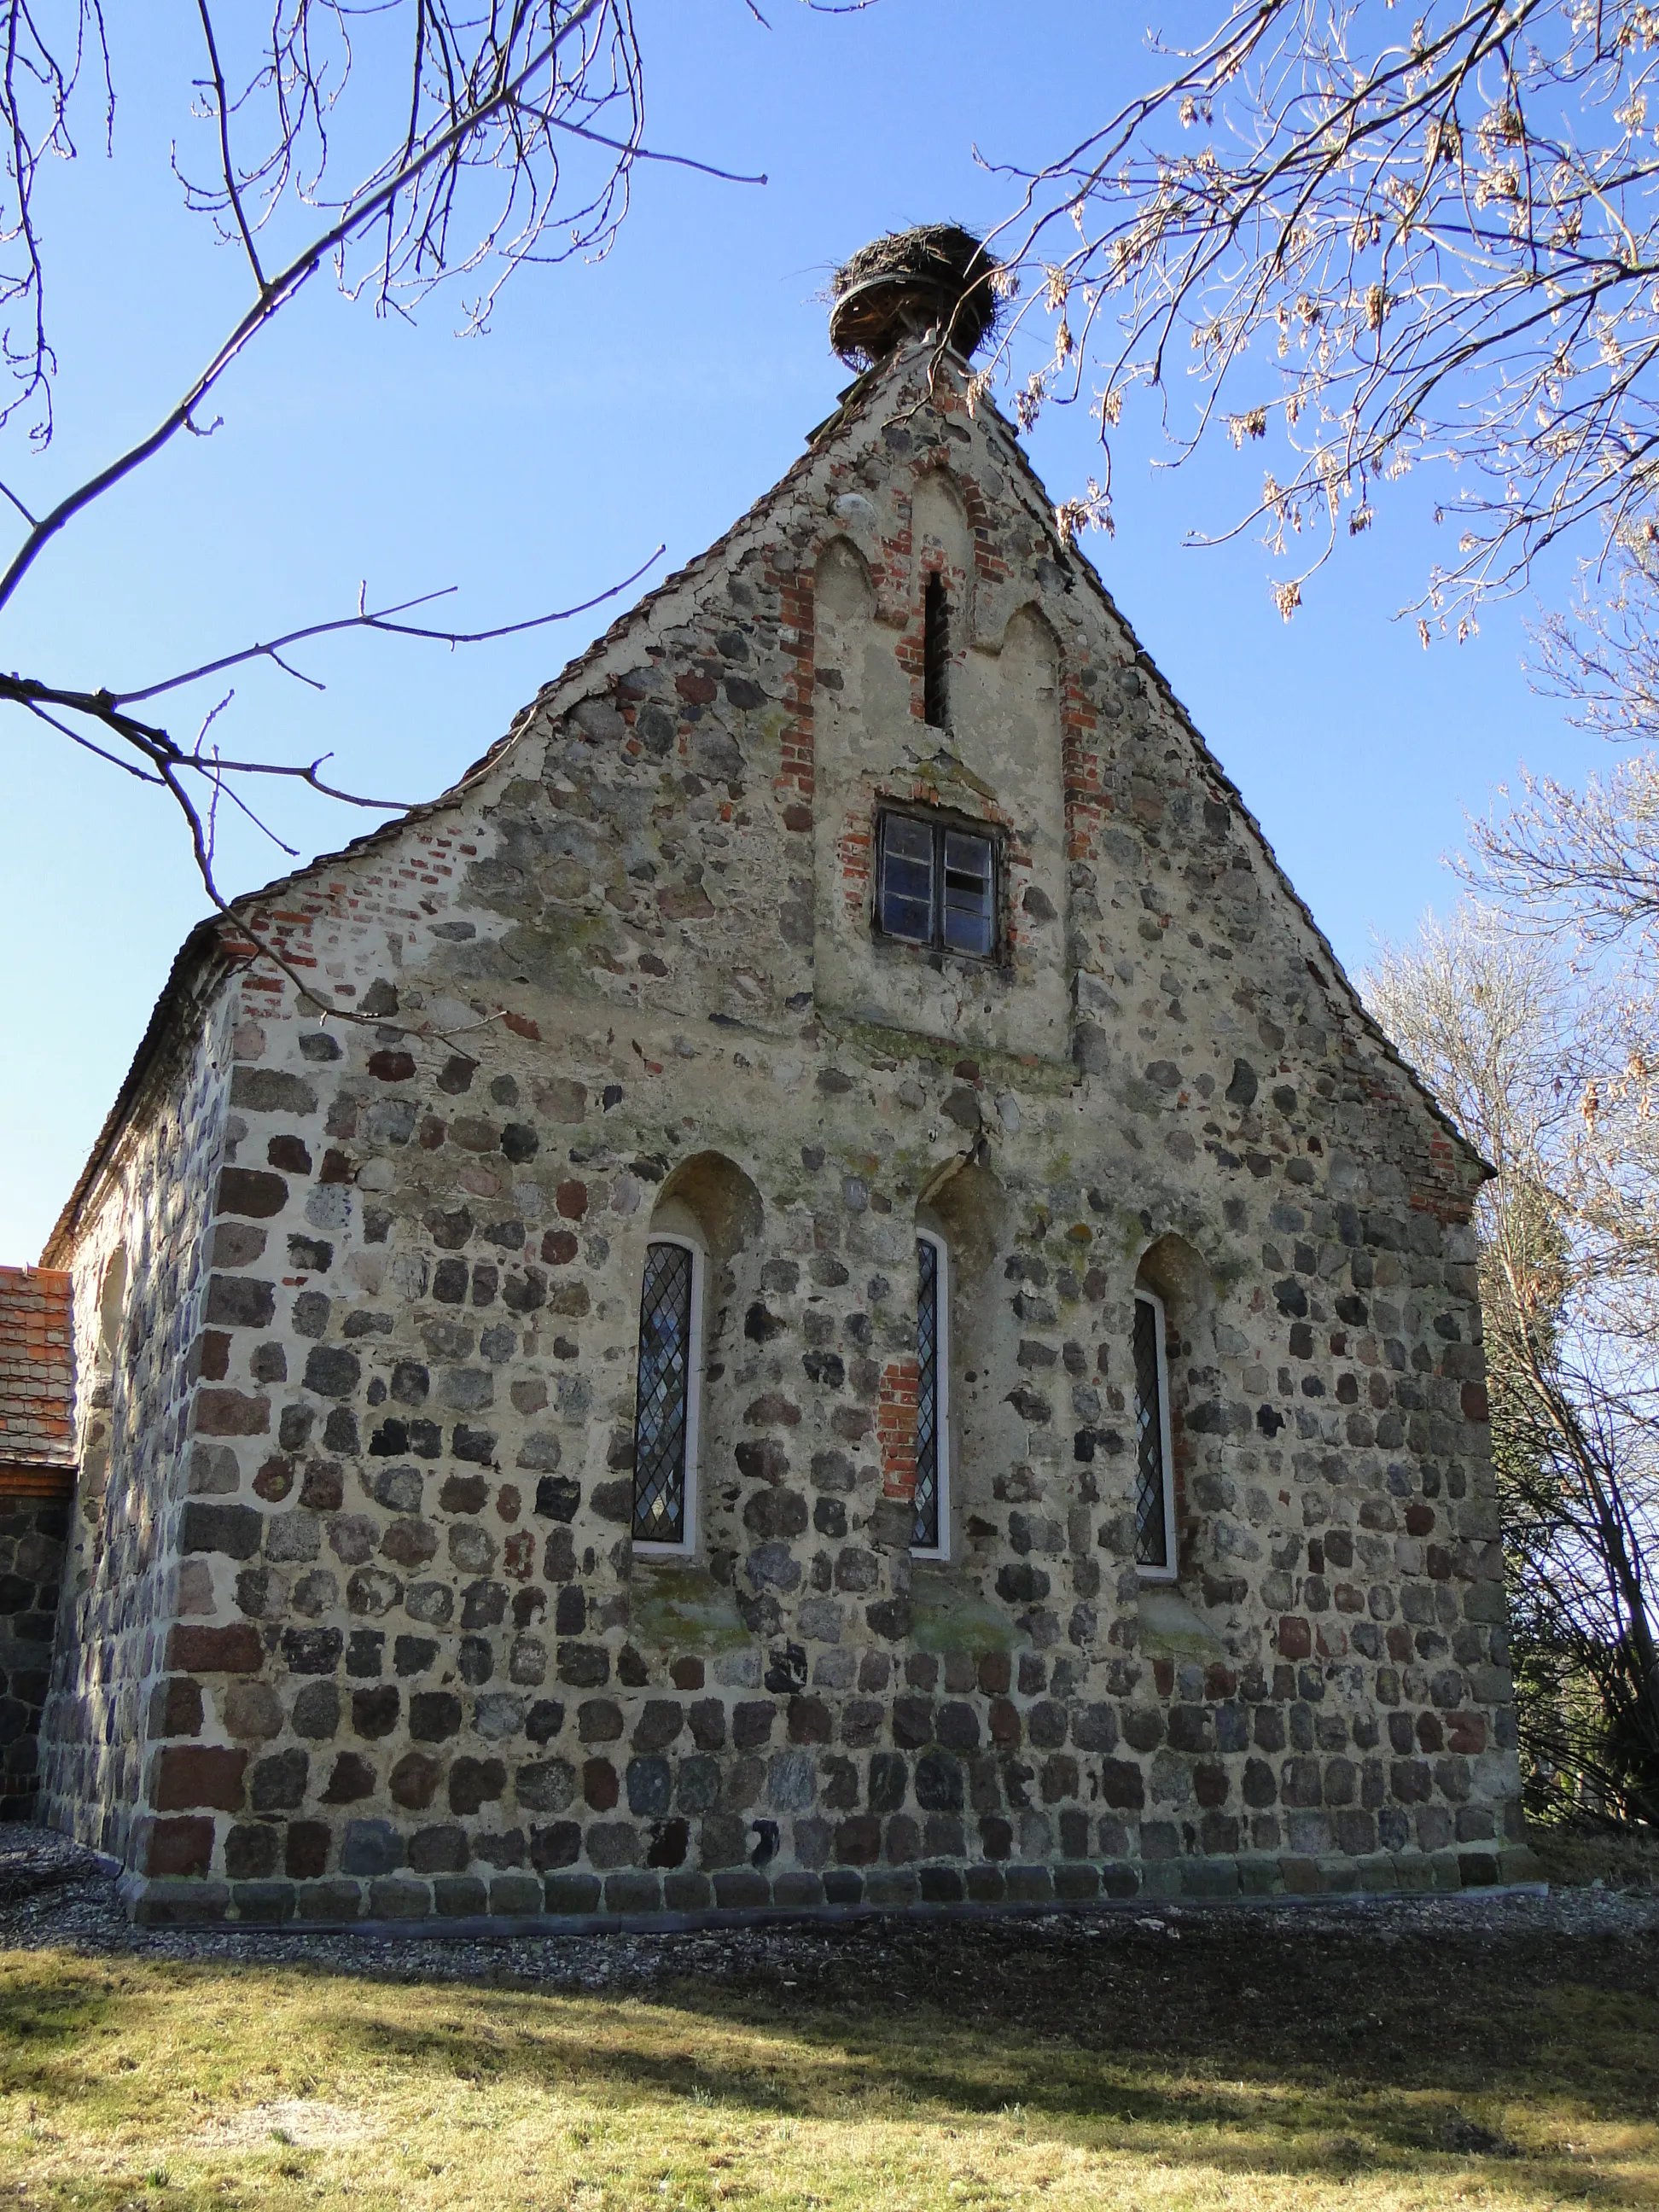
0;1266;76;1470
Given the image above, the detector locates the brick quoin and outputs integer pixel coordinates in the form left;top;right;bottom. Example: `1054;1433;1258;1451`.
836;818;872;934
771;562;816;814
878;1358;920;1503
1062;673;1104;869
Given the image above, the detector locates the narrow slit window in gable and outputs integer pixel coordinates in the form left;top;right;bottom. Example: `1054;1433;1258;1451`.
923;573;950;728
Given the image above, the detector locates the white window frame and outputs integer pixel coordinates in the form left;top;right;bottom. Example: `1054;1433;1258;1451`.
630;1231;704;1558
911;1227;952;1560
1134;1286;1179;1583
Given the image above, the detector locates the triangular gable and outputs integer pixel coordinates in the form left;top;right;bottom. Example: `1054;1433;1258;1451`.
44;343;1484;1263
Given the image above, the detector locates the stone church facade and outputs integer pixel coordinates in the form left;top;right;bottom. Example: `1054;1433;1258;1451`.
11;271;1528;1925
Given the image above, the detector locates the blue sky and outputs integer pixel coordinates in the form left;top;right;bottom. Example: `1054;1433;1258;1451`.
0;0;1609;1260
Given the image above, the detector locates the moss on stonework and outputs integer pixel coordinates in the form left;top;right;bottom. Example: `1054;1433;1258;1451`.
630;1562;754;1654
495;917;625;987
909;1567;1017;1656
916;748;999;805
1136;1583;1227;1659
1117;1211;1152;1260
818;1016;1079;1091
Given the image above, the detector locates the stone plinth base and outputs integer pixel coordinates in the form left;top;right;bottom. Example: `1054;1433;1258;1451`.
120;1844;1545;1930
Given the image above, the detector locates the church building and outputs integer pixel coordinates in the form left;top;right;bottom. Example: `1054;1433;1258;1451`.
0;232;1528;1925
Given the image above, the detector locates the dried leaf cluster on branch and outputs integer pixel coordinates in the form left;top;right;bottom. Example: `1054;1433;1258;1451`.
977;1;1659;634
1367;846;1659;1825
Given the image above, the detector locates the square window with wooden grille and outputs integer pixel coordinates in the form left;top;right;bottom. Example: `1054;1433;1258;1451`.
876;808;998;960
631;1237;702;1551
1132;1288;1177;1577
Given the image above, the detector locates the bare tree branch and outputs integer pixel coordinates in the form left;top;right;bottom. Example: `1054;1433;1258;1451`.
1528;526;1659;743
0;0;619;617
0;0;114;447
0;1;780;946
108;550;664;705
1464;754;1659;952
981;2;1659;628
1;540;664;922
523;103;767;183
192;0;266;295
1365;902;1659;1823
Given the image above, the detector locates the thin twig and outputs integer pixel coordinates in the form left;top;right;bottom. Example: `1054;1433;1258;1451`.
193;0;266;294
109;547;663;705
0;0;613;617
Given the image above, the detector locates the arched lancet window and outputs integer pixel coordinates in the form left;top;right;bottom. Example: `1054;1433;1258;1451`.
1132;1287;1177;1578
911;1229;950;1557
97;1248;127;1366
80;1244;129;1557
631;1233;704;1553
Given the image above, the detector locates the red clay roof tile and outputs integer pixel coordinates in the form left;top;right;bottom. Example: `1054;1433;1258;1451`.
0;1265;76;1468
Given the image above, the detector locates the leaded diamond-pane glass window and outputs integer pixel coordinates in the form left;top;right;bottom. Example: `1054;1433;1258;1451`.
1133;1291;1173;1571
913;1236;942;1551
632;1240;696;1545
876;809;996;959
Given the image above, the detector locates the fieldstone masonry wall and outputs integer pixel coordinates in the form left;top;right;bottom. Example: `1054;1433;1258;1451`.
0;1493;69;1819
39;986;238;1866
36;346;1528;1925
0;1264;78;1817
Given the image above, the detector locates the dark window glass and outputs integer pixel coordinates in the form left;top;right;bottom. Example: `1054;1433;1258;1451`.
1132;1293;1169;1569
877;810;995;958
879;814;935;944
632;1241;695;1544
923;573;950;729
913;1237;941;1550
942;830;994;957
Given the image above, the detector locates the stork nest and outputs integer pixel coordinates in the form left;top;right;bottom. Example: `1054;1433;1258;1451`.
829;224;1002;371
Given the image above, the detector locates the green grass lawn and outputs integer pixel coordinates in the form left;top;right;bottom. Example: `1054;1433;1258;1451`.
3;1928;1656;2211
